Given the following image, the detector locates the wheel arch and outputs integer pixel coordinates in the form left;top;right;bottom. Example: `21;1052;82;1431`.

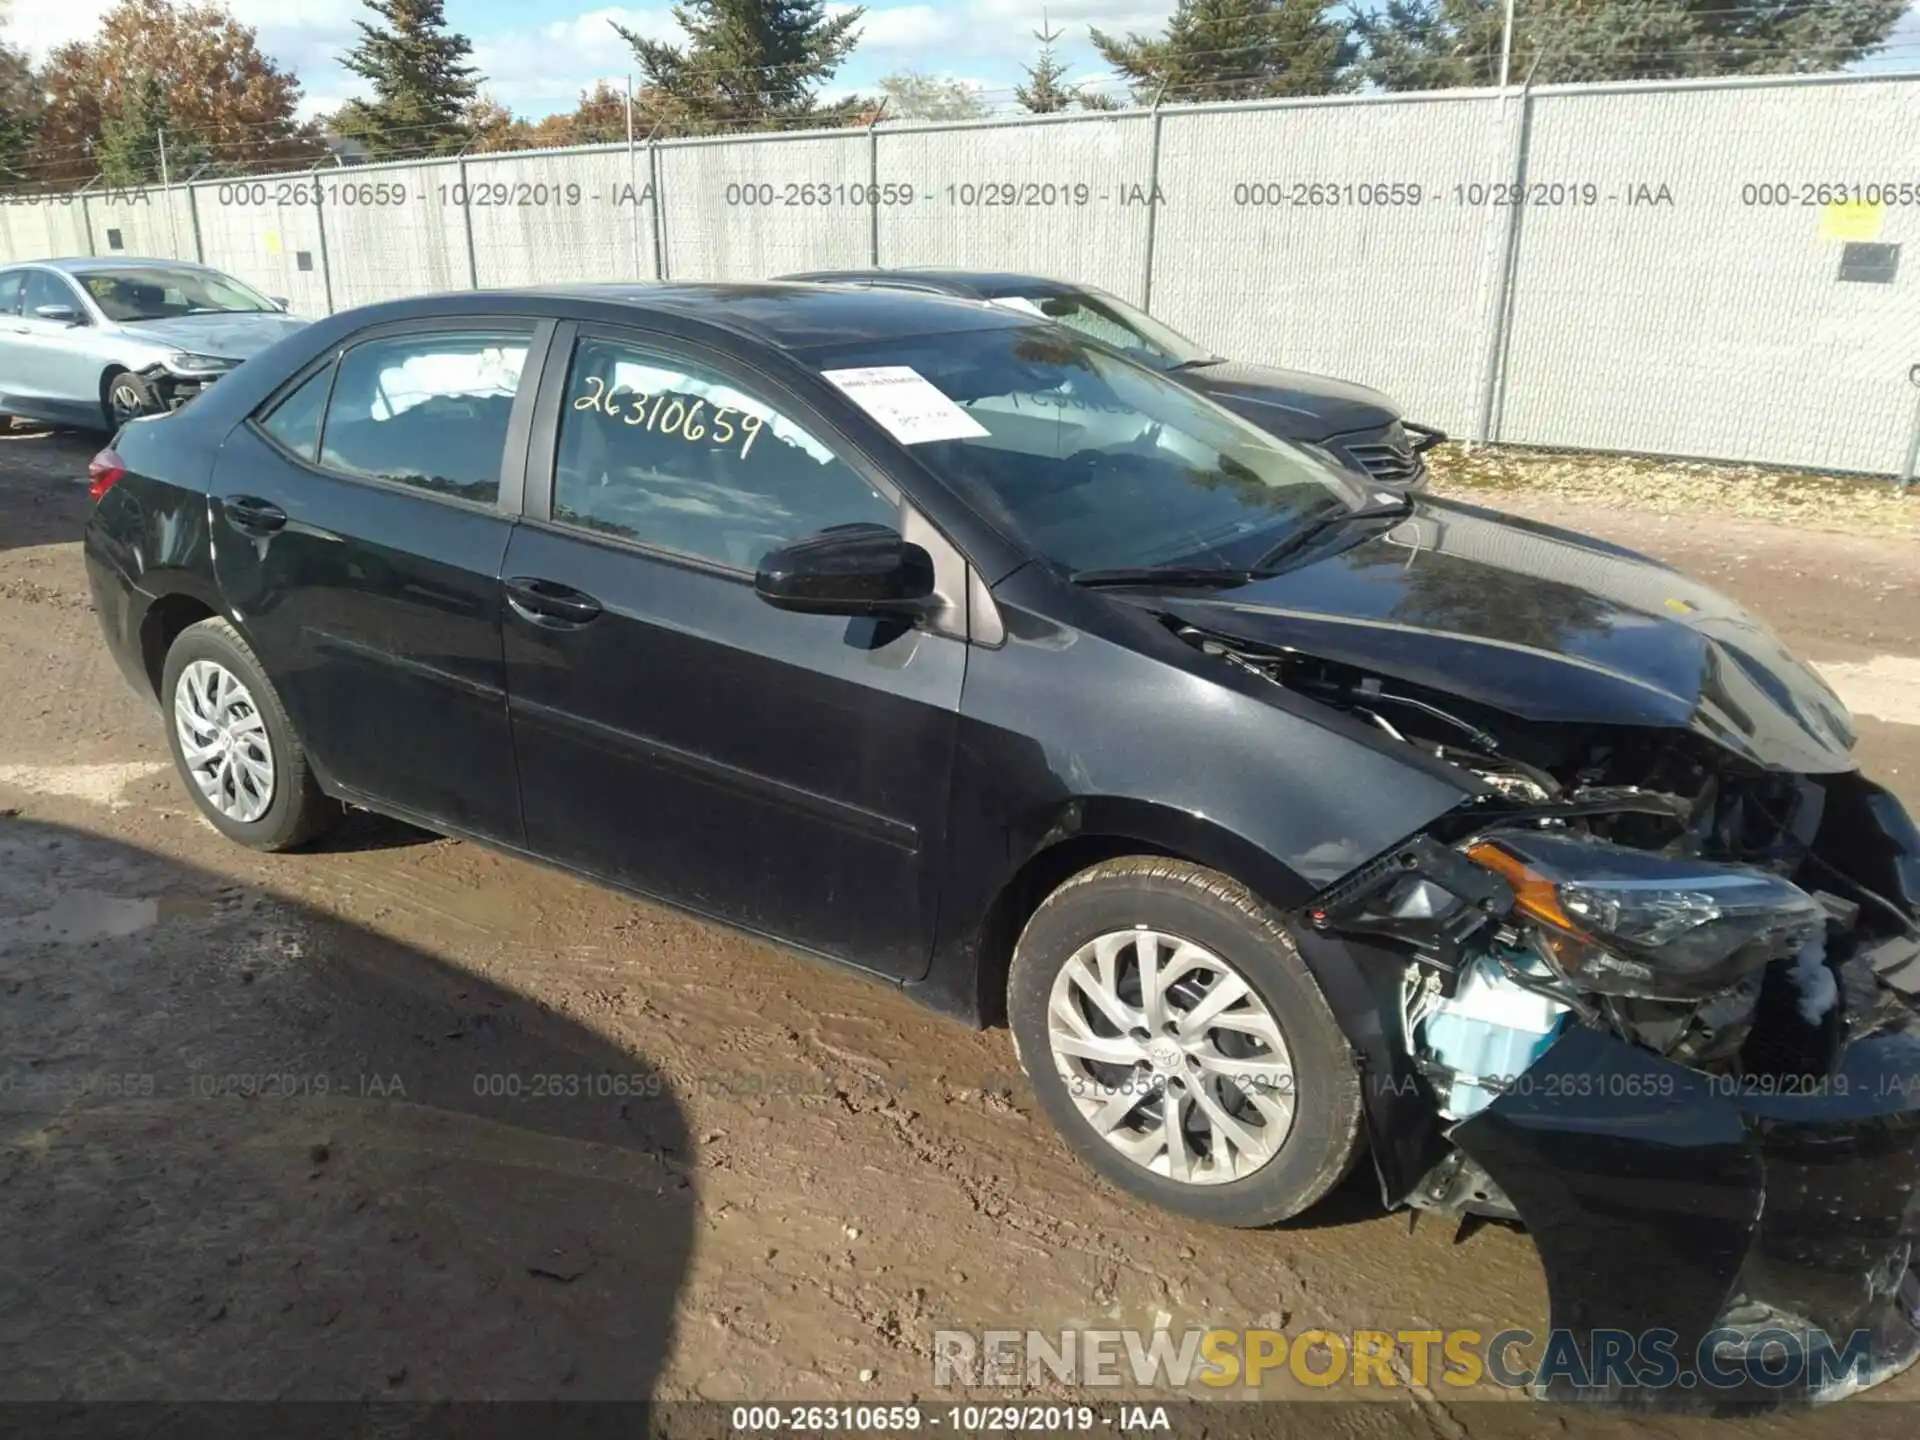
951;795;1330;1030
135;575;225;699
942;795;1446;1208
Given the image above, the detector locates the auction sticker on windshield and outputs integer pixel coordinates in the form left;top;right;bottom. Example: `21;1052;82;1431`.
821;366;990;445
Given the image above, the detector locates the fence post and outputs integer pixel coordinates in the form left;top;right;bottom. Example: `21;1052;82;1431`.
157;129;183;258
1140;103;1165;310
79;179;98;257
1901;363;1920;488
625;77;645;282
1473;74;1536;445
456;154;480;290
312;173;335;315
868;121;881;267
184;179;205;262
648;138;667;280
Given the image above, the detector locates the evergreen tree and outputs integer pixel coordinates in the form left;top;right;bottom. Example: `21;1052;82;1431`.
335;0;480;158
1018;17;1123;112
1090;0;1356;103
612;1;865;134
1357;0;1910;89
1016;18;1076;112
96;71;208;184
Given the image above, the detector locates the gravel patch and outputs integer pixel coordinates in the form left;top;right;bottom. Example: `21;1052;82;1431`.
1428;445;1920;538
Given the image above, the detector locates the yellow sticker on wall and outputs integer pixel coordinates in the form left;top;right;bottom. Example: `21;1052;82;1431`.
264;230;283;256
1819;201;1883;243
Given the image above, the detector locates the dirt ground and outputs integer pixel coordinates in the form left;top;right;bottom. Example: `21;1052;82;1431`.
2;423;1917;1436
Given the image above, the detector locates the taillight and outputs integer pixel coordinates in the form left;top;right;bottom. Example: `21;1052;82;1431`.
88;449;126;502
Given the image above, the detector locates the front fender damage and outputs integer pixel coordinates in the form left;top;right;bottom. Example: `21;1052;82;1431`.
1294;771;1920;1408
1452;1022;1920;1405
1167;613;1920;1405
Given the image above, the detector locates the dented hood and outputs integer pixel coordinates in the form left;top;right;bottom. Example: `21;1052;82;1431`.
1155;495;1858;774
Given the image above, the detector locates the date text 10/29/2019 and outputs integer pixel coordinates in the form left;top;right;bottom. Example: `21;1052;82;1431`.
729;1405;1165;1433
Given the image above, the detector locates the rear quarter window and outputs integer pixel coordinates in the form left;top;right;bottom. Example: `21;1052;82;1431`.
256;363;333;463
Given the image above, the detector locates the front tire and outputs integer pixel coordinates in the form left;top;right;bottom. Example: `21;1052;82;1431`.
161;617;339;851
102;370;159;430
1008;857;1363;1227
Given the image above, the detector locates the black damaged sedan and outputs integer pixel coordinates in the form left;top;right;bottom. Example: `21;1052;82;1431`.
83;284;1920;1405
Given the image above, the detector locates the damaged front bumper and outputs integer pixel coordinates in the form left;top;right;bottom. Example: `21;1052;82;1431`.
1298;773;1920;1409
1453;1006;1920;1407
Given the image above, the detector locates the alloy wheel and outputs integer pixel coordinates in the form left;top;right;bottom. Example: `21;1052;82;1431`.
174;658;276;823
108;381;148;426
1045;927;1296;1185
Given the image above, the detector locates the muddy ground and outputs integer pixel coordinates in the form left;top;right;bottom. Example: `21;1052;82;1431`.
1;424;1916;1437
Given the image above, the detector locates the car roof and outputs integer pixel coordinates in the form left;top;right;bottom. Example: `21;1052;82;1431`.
779;269;1088;302
19;256;221;274
521;280;1035;350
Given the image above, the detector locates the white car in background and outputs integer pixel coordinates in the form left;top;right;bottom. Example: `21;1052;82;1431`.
0;257;307;431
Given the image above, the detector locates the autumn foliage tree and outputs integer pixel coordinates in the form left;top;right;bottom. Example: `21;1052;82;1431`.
33;0;320;190
467;83;636;153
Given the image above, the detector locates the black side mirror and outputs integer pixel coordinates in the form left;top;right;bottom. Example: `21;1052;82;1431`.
270;296;290;312
755;523;935;618
34;303;80;325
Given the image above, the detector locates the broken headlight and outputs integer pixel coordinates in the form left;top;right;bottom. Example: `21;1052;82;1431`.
1467;832;1824;999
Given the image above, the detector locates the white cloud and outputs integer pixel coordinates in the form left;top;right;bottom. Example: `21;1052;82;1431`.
468;7;676;112
8;0;118;55
833;0;1170;65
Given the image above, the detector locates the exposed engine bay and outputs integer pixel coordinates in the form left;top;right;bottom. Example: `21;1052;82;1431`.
1176;622;1920;1404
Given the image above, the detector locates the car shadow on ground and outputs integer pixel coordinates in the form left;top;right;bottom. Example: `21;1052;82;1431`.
0;814;696;1423
0;421;104;554
315;804;447;853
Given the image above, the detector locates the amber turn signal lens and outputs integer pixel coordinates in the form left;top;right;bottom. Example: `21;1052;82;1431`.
1466;842;1582;934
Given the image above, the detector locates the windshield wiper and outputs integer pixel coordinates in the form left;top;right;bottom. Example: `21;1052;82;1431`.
1250;491;1413;572
1166;357;1224;372
1069;564;1259;589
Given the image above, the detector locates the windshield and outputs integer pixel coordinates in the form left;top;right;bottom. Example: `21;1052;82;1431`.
987;287;1215;371
78;267;276;322
804;324;1353;574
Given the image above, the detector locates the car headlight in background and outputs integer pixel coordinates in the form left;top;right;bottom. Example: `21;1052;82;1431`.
164;352;236;375
1467;832;1825;998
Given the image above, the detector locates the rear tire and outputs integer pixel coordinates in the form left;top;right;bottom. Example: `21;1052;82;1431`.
161;617;339;851
1008;857;1363;1227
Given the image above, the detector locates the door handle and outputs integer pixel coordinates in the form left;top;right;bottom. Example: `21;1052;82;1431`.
223;495;287;533
504;576;603;626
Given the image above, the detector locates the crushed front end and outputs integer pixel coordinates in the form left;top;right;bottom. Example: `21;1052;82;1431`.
1182;623;1920;1406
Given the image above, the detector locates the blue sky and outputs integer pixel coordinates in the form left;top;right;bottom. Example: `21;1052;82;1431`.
9;0;1920;119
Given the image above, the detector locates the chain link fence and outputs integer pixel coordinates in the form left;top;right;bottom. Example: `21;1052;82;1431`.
0;70;1914;476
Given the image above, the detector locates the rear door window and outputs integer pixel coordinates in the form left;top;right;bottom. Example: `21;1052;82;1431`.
0;271;24;316
316;331;530;505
